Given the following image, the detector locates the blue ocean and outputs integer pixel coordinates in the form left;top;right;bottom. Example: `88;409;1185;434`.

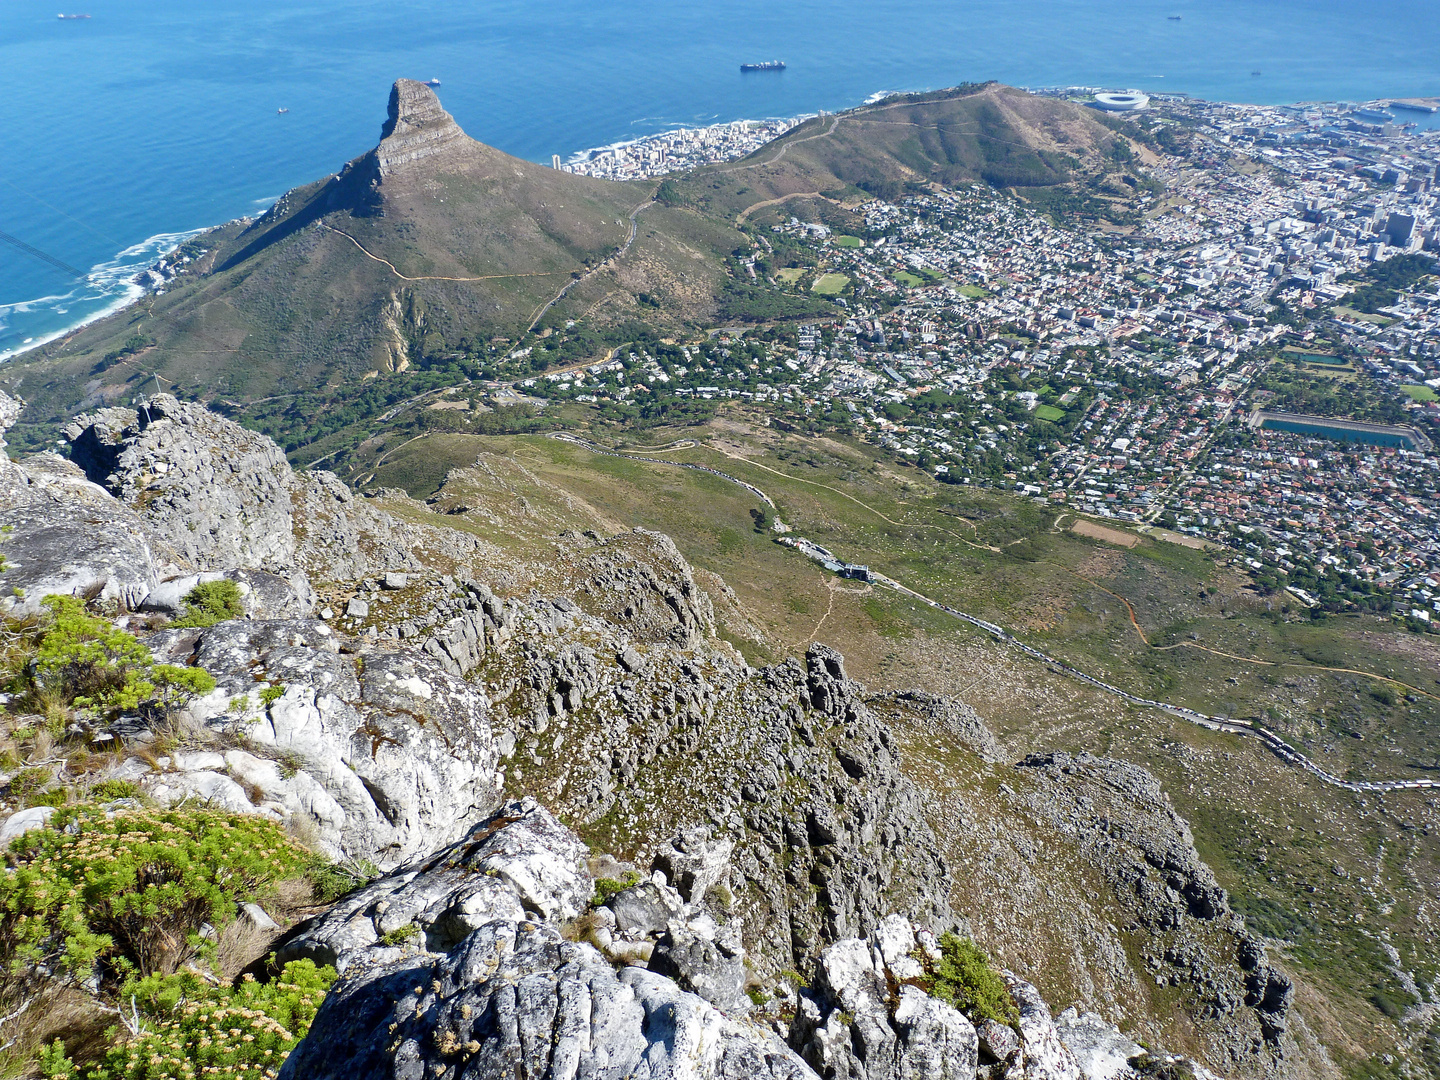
2;0;1438;359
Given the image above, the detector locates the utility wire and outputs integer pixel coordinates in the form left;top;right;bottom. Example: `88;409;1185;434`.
0;176;122;246
0;228;85;278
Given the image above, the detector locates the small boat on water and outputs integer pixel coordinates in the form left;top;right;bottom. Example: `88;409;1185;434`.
57;13;91;18
740;61;785;72
1167;14;1182;20
424;78;441;87
1251;70;1263;76
277;108;289;114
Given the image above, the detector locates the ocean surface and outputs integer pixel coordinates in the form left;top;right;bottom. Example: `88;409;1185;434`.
3;0;1439;360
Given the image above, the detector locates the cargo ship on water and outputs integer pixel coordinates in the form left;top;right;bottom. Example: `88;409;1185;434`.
740;60;785;72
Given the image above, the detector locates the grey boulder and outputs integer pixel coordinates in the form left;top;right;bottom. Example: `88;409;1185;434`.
148;619;501;866
792;915;979;1080
278;920;814;1080
275;798;591;973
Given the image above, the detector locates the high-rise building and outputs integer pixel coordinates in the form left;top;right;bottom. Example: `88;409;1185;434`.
552;154;562;169
1386;212;1417;247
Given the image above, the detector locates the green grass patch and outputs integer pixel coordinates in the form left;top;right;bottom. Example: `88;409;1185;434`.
775;267;808;284
1034;404;1066;423
811;273;850;296
1401;384;1437;402
956;283;989;298
833;235;864;248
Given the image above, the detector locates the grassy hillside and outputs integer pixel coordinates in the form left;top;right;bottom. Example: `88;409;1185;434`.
660;82;1146;221
0;82;745;446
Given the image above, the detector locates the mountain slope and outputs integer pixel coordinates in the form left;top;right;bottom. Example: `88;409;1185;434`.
663;82;1142;219
0;81;1140;450
0;81;745;436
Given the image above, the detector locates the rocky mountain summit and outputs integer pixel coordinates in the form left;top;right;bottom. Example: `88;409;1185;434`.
0;390;1304;1078
373;78;474;177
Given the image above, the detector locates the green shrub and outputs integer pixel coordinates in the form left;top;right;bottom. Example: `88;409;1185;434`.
26;787;69;809
40;1038;74;1078
0;807;311;985
10;765;53;798
171;581;245;629
45;960;336;1080
32;596;158;713
306;857;379;904
377;923;419;946
922;934;1018;1027
592;871;641;905
90;779;144;801
151;663;217;711
10;596;216;719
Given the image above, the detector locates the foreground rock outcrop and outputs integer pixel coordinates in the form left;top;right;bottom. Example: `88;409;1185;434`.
275;800;817;1080
141;617;502;866
0;389;1307;1077
273;802;1177;1080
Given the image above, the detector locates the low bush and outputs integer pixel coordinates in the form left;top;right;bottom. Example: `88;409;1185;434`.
592;871;640;905
89;779;144;801
1;807;311;986
40;959;336;1080
13;597;216;718
305;858;379;904
170;581;245;629
377;923;419;947
32;597;158;714
920;934;1018;1027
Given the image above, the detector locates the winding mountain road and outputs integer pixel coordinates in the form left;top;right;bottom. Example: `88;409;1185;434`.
526;197;655;332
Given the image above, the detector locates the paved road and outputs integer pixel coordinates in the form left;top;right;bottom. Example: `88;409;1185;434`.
526;197;655;332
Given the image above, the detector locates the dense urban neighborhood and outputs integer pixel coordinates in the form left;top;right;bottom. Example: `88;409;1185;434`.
513;92;1440;628
561;116;807;179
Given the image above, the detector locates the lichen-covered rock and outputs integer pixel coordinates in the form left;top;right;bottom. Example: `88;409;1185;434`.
276;797;815;1080
289;469;421;581
649;923;751;1015
275;798;589;973
653;824;734;905
144;619;501;866
1052;1008;1144;1080
65;394;297;572
791;915;979;1080
0;390;28;506
278;919;815;1080
0;488;162;615
0;427;167;616
1005;974;1084;1079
